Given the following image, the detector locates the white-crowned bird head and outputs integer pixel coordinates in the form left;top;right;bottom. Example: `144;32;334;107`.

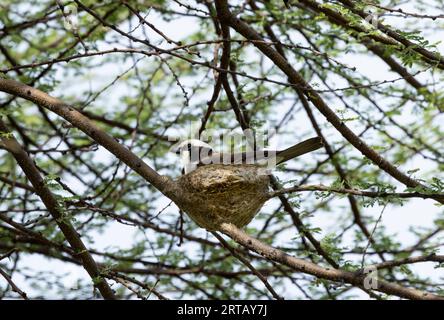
170;139;214;174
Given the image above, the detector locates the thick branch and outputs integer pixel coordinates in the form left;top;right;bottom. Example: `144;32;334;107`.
0;120;116;299
213;0;443;204
219;222;443;300
269;184;444;201
0;78;177;199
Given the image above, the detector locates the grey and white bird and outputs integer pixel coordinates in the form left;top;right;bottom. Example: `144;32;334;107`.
171;137;323;174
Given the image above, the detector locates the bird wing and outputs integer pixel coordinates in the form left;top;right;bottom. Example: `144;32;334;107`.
200;150;276;165
276;137;323;164
198;137;323;166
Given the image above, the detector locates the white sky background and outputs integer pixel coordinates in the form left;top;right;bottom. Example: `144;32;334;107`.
3;0;444;299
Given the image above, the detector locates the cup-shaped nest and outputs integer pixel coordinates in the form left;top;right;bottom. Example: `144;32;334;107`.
176;164;270;231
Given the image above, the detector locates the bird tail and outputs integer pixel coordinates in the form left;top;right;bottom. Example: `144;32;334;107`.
276;137;323;164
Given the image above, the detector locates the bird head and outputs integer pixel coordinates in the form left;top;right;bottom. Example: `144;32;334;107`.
170;139;214;173
170;139;213;156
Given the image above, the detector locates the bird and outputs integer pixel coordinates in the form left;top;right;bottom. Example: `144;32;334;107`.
171;137;323;174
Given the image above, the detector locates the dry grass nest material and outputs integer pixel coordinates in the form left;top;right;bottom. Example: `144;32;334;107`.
176;164;271;231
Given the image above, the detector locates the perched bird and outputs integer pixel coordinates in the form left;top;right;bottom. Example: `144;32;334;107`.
172;137;323;174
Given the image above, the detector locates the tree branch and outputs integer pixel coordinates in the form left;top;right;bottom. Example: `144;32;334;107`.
213;0;444;205
0;78;177;199
0;119;116;299
219;222;443;300
269;184;444;201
